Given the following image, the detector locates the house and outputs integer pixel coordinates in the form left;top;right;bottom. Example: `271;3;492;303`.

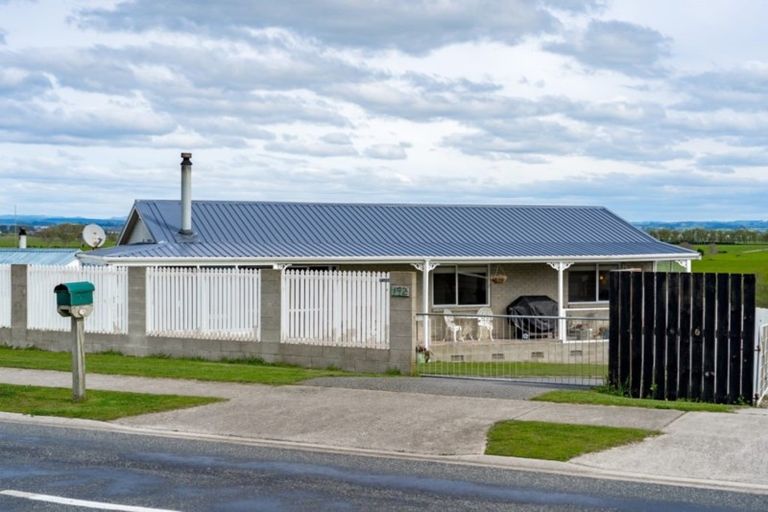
80;155;699;338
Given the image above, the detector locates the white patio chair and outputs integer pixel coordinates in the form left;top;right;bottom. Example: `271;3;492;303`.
476;307;494;342
442;309;462;343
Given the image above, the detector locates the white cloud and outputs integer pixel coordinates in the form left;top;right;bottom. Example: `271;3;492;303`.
364;144;408;160
0;0;765;221
545;19;671;76
78;0;573;54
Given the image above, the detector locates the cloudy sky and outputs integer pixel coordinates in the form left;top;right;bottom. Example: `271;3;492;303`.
1;0;767;221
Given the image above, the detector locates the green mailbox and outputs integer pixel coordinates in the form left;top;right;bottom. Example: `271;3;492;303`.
54;282;95;319
54;282;95;307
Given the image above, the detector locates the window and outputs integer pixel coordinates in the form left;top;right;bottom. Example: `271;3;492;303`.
433;266;488;306
568;264;617;303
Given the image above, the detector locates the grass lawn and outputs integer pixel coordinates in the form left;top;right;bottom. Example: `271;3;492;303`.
692;244;768;308
532;389;736;413
485;420;658;461
419;361;607;379
0;383;221;421
0;346;356;385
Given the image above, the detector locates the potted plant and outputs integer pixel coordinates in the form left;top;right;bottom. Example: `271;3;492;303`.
490;266;507;284
415;345;432;364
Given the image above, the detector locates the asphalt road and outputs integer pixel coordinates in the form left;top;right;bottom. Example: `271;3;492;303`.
0;420;765;512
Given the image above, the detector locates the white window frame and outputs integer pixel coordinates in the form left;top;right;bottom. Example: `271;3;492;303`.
432;264;490;308
567;263;618;305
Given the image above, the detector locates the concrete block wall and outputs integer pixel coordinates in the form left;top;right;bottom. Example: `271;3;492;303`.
0;266;418;375
489;264;559;315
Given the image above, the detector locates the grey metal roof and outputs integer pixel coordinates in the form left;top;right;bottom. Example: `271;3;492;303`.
88;200;698;262
0;248;80;265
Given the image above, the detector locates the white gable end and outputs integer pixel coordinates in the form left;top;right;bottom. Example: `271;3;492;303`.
126;217;153;244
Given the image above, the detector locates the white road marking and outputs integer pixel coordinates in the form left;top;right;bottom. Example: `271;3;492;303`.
0;490;180;511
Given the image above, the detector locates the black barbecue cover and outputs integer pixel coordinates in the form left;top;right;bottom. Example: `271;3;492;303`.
505;295;558;334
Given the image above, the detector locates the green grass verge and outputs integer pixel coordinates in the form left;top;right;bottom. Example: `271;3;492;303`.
0;383;222;421
485;420;658;461
531;389;736;413
418;361;607;379
0;346;356;385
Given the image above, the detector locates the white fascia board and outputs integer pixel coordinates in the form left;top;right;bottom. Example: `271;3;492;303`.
77;252;701;267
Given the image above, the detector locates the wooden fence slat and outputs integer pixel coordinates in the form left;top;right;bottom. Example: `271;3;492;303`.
728;274;742;403
678;273;692;399
630;272;643;397
641;271;655;398
666;273;680;400
654;273;667;400
715;273;730;403
618;272;632;388
703;273;717;402
608;272;620;388
742;274;756;404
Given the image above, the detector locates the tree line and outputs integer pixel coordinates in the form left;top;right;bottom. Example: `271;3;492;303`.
647;228;768;244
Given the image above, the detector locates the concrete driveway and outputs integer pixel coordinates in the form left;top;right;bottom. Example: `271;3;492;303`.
573;408;768;487
0;368;678;456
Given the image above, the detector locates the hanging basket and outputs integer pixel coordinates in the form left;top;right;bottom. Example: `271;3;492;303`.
490;266;507;284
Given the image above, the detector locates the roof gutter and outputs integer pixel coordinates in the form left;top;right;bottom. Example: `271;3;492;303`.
77;251;701;267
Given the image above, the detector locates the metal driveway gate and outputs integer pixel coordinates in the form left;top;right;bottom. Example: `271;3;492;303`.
415;312;608;386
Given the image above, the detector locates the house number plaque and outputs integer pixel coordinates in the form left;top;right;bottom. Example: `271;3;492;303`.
390;286;410;298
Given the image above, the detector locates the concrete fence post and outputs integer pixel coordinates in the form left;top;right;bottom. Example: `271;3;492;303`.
388;271;417;374
259;269;282;360
127;266;147;351
10;264;28;346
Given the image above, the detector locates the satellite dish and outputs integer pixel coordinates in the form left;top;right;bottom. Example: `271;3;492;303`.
82;224;106;249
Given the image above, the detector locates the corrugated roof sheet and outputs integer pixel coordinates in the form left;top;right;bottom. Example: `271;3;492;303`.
90;200;697;261
0;248;80;265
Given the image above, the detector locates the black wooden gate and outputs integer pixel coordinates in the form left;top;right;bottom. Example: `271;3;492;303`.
608;271;756;404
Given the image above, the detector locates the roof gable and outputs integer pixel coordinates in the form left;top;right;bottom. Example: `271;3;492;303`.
117;205;156;245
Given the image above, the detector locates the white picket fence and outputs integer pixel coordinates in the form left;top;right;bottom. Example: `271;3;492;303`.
27;265;129;334
146;267;261;341
281;270;390;348
0;265;10;328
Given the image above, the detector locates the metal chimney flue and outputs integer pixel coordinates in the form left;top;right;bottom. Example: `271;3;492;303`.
180;152;193;235
18;228;27;249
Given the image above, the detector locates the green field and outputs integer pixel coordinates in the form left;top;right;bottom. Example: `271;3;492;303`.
692;244;768;307
0;234;116;249
656;244;768;307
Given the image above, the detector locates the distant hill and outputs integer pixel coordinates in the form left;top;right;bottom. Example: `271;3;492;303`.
633;220;768;231
0;215;126;231
2;214;767;233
